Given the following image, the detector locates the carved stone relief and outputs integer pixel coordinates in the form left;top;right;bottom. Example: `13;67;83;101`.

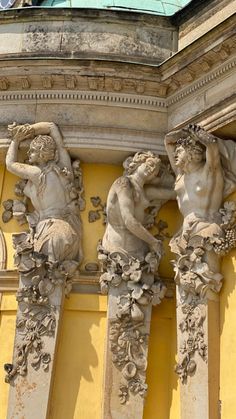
99;151;175;415
4;122;84;384
88;196;106;224
165;125;236;381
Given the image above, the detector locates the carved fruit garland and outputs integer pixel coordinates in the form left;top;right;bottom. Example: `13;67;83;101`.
98;242;166;403
172;201;236;382
3;158;85;383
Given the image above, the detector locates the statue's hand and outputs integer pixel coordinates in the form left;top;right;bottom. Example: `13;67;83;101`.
188;124;216;144
165;127;189;144
8;123;35;142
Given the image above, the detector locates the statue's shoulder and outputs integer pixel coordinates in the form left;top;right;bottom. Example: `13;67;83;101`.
113;176;132;191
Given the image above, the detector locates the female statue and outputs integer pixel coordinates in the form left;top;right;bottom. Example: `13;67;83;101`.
102;150;175;260
6;122;82;265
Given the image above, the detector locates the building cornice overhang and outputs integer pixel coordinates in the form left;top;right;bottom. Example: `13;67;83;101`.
0;269;175;298
0;10;234;160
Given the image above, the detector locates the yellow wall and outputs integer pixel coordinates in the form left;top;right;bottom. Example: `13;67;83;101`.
0;163;181;274
0;162;180;418
220;193;236;419
0;293;17;419
1;163;235;419
0;293;178;419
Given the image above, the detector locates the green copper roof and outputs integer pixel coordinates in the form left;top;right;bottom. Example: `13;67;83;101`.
39;0;193;16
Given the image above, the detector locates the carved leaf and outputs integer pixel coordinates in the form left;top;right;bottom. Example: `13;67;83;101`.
2;210;13;223
90;196;101;207
88;210;101;222
2;199;13;211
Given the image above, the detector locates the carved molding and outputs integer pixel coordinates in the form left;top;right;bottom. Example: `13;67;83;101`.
0;55;234;109
0;90;167;110
167;57;236;106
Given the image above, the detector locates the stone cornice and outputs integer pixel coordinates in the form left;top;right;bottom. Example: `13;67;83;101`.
0;51;234;109
0;269;174;297
0;90;167;110
167;56;236;106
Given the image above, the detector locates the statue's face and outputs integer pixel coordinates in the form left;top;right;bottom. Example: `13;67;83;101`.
175;145;187;167
137;157;160;181
28;145;40;164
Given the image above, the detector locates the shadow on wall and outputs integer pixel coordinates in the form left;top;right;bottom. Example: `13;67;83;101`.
49;298;106;419
220;191;236;332
144;299;178;419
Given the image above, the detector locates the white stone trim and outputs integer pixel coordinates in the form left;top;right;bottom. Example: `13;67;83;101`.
0;90;167;111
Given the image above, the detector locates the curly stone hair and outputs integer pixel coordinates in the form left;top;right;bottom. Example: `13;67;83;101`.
123;151;161;175
29;135;57;163
176;137;205;159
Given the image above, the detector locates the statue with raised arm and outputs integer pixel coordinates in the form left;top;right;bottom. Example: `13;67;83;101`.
6;122;83;264
98;151;175;404
165;124;236;382
4;122;84;383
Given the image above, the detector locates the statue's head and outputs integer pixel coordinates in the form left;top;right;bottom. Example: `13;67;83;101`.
175;137;205;168
124;151;161;180
28;135;57;164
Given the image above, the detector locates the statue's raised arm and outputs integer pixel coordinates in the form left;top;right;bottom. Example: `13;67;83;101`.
188;124;221;172
6;122;72;183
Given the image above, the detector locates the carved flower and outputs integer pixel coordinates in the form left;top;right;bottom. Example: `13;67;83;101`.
122;259;141;279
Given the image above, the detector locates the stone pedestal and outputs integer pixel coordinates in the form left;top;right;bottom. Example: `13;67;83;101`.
176;288;220;419
6;279;65;419
102;283;152;419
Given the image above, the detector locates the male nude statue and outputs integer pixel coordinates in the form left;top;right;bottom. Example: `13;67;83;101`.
165;124;225;294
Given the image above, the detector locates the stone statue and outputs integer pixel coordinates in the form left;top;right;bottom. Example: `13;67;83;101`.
98;151;175;405
6;121;82;264
4;122;84;383
102;150;175;260
165;124;236;381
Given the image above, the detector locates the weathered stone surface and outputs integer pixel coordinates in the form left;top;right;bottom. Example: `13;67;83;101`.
165;125;236;419
99;151;175;417
5;122;84;419
0;9;177;64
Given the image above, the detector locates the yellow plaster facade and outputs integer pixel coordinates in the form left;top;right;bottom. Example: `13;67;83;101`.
0;164;236;418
